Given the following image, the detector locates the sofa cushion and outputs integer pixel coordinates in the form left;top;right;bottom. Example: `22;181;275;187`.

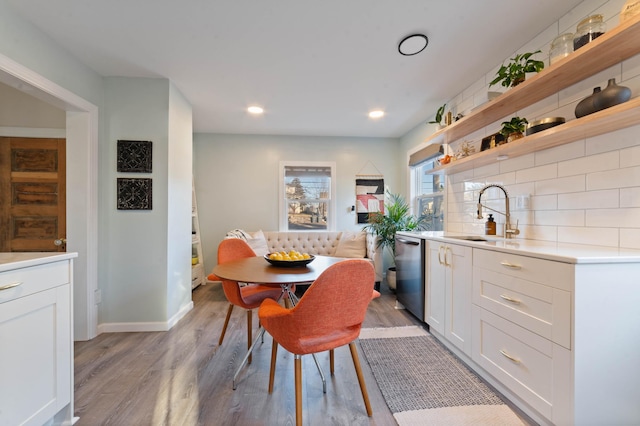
224;228;269;256
334;231;367;258
247;230;269;256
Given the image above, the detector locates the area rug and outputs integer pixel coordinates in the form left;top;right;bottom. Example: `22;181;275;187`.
359;326;525;426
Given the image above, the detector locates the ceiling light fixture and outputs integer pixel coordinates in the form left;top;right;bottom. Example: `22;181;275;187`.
247;106;264;114
398;34;429;56
369;110;385;119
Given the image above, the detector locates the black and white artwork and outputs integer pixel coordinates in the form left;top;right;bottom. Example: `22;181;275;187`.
117;178;152;210
117;140;153;173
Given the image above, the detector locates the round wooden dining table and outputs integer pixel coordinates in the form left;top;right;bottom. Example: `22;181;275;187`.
212;254;348;389
211;254;346;285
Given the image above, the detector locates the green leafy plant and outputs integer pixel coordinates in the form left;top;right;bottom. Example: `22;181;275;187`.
428;103;446;125
500;116;528;137
489;51;545;88
364;192;429;259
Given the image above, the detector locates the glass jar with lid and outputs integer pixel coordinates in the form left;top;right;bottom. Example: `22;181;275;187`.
550;33;574;65
573;14;606;50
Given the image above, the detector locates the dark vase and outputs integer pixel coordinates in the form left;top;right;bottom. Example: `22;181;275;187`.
575;87;601;118
593;78;632;111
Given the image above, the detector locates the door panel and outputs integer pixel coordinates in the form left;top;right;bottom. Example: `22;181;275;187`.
0;137;66;252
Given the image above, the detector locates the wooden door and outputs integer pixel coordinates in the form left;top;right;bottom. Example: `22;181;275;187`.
0;137;66;252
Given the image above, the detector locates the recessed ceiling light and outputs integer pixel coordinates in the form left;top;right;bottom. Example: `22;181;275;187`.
398;34;429;56
369;110;385;119
247;106;264;114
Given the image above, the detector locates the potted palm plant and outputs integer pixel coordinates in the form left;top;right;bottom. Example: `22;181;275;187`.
364;192;428;290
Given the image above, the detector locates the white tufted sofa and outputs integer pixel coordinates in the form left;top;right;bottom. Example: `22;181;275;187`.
257;231;383;284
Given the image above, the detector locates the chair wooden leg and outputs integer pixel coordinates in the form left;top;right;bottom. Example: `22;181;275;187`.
218;304;234;346
295;355;303;426
349;342;372;417
268;340;278;393
247;309;253;364
330;349;335;375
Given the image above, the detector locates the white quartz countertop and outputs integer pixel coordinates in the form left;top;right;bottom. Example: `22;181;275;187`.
396;231;640;264
0;252;78;273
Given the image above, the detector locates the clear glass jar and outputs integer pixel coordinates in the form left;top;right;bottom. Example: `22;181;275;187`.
573;14;606;50
550;33;574;65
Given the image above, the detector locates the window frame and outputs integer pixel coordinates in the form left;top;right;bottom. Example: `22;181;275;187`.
278;161;337;232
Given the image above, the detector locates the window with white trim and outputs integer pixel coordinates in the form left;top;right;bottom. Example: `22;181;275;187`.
279;161;336;231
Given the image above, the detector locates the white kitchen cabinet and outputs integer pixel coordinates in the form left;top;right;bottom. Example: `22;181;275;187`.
0;254;76;426
472;249;573;424
425;241;472;356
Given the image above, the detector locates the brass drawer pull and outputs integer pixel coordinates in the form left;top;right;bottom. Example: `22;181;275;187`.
500;294;521;305
500;261;521;270
500;349;521;364
0;281;22;291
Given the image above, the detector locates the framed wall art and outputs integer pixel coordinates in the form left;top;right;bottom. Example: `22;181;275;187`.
356;176;384;224
117;140;153;173
117;178;152;210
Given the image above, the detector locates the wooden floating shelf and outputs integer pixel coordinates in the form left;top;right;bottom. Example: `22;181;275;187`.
431;96;640;175
425;15;640;147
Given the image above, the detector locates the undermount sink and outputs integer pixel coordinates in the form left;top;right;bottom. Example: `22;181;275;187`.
445;235;488;242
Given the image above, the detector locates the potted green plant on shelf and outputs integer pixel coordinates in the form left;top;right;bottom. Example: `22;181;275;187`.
489;50;545;88
364;192;428;291
500;116;528;142
428;103;447;130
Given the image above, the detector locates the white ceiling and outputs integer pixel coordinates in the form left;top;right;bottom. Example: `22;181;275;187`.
6;0;583;138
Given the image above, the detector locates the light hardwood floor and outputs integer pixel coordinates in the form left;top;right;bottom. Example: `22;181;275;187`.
74;282;420;425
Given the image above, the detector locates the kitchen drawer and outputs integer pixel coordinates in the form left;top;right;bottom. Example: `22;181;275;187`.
473;267;571;349
473;248;573;291
472;306;571;422
0;261;70;304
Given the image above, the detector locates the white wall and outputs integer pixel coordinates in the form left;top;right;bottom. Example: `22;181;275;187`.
0;82;65;128
101;77;194;327
404;0;640;249
166;82;193;321
193;133;400;273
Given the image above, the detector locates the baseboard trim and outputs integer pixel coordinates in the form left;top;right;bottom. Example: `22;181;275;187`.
97;301;194;334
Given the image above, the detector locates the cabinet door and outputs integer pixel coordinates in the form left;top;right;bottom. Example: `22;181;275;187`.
445;244;472;355
0;284;71;426
426;242;446;334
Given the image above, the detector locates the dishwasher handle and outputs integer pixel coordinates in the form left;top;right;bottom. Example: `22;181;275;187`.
396;238;420;246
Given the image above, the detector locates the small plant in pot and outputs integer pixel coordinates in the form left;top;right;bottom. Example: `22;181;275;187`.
428;103;447;129
364;192;429;291
500;116;528;142
490;50;545;88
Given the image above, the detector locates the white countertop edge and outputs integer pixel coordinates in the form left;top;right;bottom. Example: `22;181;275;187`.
0;252;78;272
396;231;640;264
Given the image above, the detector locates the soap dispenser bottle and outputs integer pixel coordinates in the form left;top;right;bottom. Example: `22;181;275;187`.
485;214;496;235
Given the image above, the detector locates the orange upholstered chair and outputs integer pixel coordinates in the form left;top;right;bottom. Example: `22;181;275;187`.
208;238;286;363
258;259;380;426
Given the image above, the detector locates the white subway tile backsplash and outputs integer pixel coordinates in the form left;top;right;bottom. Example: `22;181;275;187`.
535;140;585;166
535;175;585;195
587;166;640;190
536;210;585;226
587;208;640;227
532;194;558;210
558;150;619;177
620;228;640;249
519;224;558;242
620;187;640;207
558;226;619;247
517;163;558;183
586;124;640;155
620;144;640;168
440;0;638;249
558;189;619;209
499;153;535;173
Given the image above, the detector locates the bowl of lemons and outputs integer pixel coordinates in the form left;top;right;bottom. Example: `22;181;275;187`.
264;250;315;267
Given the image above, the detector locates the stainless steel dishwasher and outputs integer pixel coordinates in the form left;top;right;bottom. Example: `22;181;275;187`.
395;234;425;321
